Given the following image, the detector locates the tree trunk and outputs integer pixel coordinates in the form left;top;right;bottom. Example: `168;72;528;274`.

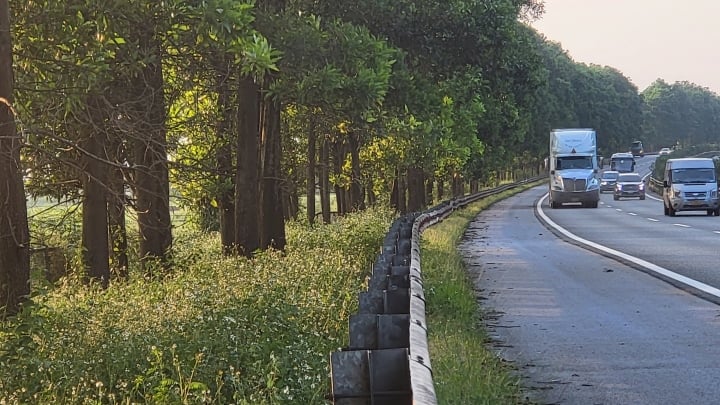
348;132;363;211
425;174;434;206
452;173;464;197
81;127;110;287
0;0;30;315
285;182;298;220
259;92;286;250
133;32;172;273
108;162;128;279
390;175;398;210
235;76;260;257
396;168;407;215
320;137;331;224
306;118;317;224
367;186;376;206
215;75;235;255
406;166;425;212
437;177;444;201
333;139;346;215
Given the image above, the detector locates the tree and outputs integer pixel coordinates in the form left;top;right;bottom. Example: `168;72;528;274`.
0;0;30;315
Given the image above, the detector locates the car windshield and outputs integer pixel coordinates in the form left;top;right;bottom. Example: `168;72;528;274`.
602;172;619;180
671;168;716;184
619;174;641;182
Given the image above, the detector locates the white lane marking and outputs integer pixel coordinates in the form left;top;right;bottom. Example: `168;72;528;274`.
537;193;720;299
647;218;660;222
616;209;623;212
714;231;720;234
628;213;638;216
673;224;690;228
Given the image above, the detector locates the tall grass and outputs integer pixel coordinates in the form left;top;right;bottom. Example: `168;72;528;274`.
422;183;544;404
0;205;395;404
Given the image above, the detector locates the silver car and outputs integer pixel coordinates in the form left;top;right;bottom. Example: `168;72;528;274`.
614;172;645;200
600;170;619;193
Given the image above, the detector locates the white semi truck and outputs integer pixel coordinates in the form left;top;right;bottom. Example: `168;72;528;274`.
548;128;600;208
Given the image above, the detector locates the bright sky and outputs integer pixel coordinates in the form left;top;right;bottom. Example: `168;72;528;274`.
531;0;720;94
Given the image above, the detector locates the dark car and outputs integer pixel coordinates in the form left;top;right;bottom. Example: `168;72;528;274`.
630;140;644;157
614;172;645;200
600;170;620;193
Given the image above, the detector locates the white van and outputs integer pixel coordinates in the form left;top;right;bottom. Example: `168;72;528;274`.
663;158;719;216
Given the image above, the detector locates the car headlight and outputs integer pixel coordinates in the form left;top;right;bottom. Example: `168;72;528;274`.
712;189;718;199
639;183;645;190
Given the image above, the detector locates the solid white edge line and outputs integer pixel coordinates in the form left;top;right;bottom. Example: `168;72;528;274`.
537;193;720;298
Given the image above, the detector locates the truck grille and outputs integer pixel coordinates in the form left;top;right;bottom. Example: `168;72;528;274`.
563;178;587;192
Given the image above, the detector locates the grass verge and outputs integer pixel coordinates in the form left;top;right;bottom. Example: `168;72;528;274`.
422;181;544;404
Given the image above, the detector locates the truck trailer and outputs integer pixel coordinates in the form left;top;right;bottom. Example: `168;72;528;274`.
548;128;600;208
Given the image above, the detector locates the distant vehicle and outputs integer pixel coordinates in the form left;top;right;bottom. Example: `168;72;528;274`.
659;147;672;156
613;172;645;200
663;158;720;216
609;152;635;173
630;140;644;157
600;170;620;193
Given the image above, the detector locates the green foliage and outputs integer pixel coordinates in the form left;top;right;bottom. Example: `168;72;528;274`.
27;203;82;251
0;205;395;403
650;143;720;181
641;80;720;151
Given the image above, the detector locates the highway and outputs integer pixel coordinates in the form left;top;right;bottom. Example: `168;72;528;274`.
459;155;720;404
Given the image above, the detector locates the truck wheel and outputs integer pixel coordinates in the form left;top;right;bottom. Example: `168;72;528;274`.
707;210;714;216
613;195;619;201
640;195;645;200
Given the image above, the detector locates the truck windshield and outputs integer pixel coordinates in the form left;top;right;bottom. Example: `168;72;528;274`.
610;158;634;173
671;168;716;184
557;156;593;170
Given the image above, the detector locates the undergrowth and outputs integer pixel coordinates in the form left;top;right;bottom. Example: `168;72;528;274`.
0;205;395;404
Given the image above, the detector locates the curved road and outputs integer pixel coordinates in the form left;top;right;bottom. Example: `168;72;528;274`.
459;157;720;404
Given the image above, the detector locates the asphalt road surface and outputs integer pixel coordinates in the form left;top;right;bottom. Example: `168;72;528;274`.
459;184;720;404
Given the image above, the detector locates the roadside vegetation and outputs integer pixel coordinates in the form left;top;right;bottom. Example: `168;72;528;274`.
1;206;394;403
650;142;720;181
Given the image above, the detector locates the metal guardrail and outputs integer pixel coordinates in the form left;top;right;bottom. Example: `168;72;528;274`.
329;176;545;404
